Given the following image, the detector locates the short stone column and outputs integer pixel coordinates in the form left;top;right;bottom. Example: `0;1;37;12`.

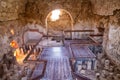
87;60;92;70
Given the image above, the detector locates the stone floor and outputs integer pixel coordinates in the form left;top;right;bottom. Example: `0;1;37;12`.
32;46;96;80
41;57;73;80
39;47;73;80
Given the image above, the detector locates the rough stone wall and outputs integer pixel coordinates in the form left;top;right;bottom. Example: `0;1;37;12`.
0;20;24;58
0;21;45;58
107;25;120;66
91;0;120;15
102;10;120;67
25;0;92;25
25;0;95;36
25;0;120;35
0;0;27;58
0;0;27;21
25;0;120;23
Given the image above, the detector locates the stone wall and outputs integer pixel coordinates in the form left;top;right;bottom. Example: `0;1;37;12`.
0;0;27;59
105;26;120;66
25;0;93;24
104;10;120;67
0;0;27;21
91;0;120;15
26;0;120;24
107;24;120;66
0;21;46;59
0;20;24;58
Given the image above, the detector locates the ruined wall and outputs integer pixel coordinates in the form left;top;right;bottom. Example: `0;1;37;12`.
26;0;120;23
105;10;120;67
0;21;24;58
91;0;120;15
0;0;27;21
26;0;95;36
0;0;27;58
25;0;120;34
25;0;93;25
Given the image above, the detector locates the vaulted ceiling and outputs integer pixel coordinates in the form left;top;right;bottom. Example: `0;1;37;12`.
0;0;120;24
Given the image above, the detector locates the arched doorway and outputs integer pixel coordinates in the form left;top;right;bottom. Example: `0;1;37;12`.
45;9;73;36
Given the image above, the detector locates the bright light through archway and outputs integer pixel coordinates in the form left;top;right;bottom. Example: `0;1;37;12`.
50;9;61;21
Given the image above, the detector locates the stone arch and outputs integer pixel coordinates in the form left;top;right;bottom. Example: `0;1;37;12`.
45;9;74;35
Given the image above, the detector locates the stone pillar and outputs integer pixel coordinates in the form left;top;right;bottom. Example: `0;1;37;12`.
20;48;24;54
78;64;82;73
94;60;97;70
91;59;97;70
29;45;32;51
104;59;110;70
33;49;36;54
87;60;92;70
75;60;82;72
27;50;30;54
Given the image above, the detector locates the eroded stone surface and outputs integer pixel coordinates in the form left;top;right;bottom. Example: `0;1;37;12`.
0;0;26;21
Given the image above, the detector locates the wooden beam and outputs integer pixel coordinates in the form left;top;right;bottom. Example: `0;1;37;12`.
23;36;43;62
88;36;100;45
89;34;103;37
30;60;47;80
64;30;94;32
43;35;61;37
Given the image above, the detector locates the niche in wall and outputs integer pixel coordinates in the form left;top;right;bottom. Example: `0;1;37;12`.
23;29;43;44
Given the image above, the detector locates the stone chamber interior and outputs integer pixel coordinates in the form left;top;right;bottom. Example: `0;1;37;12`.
0;0;120;80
